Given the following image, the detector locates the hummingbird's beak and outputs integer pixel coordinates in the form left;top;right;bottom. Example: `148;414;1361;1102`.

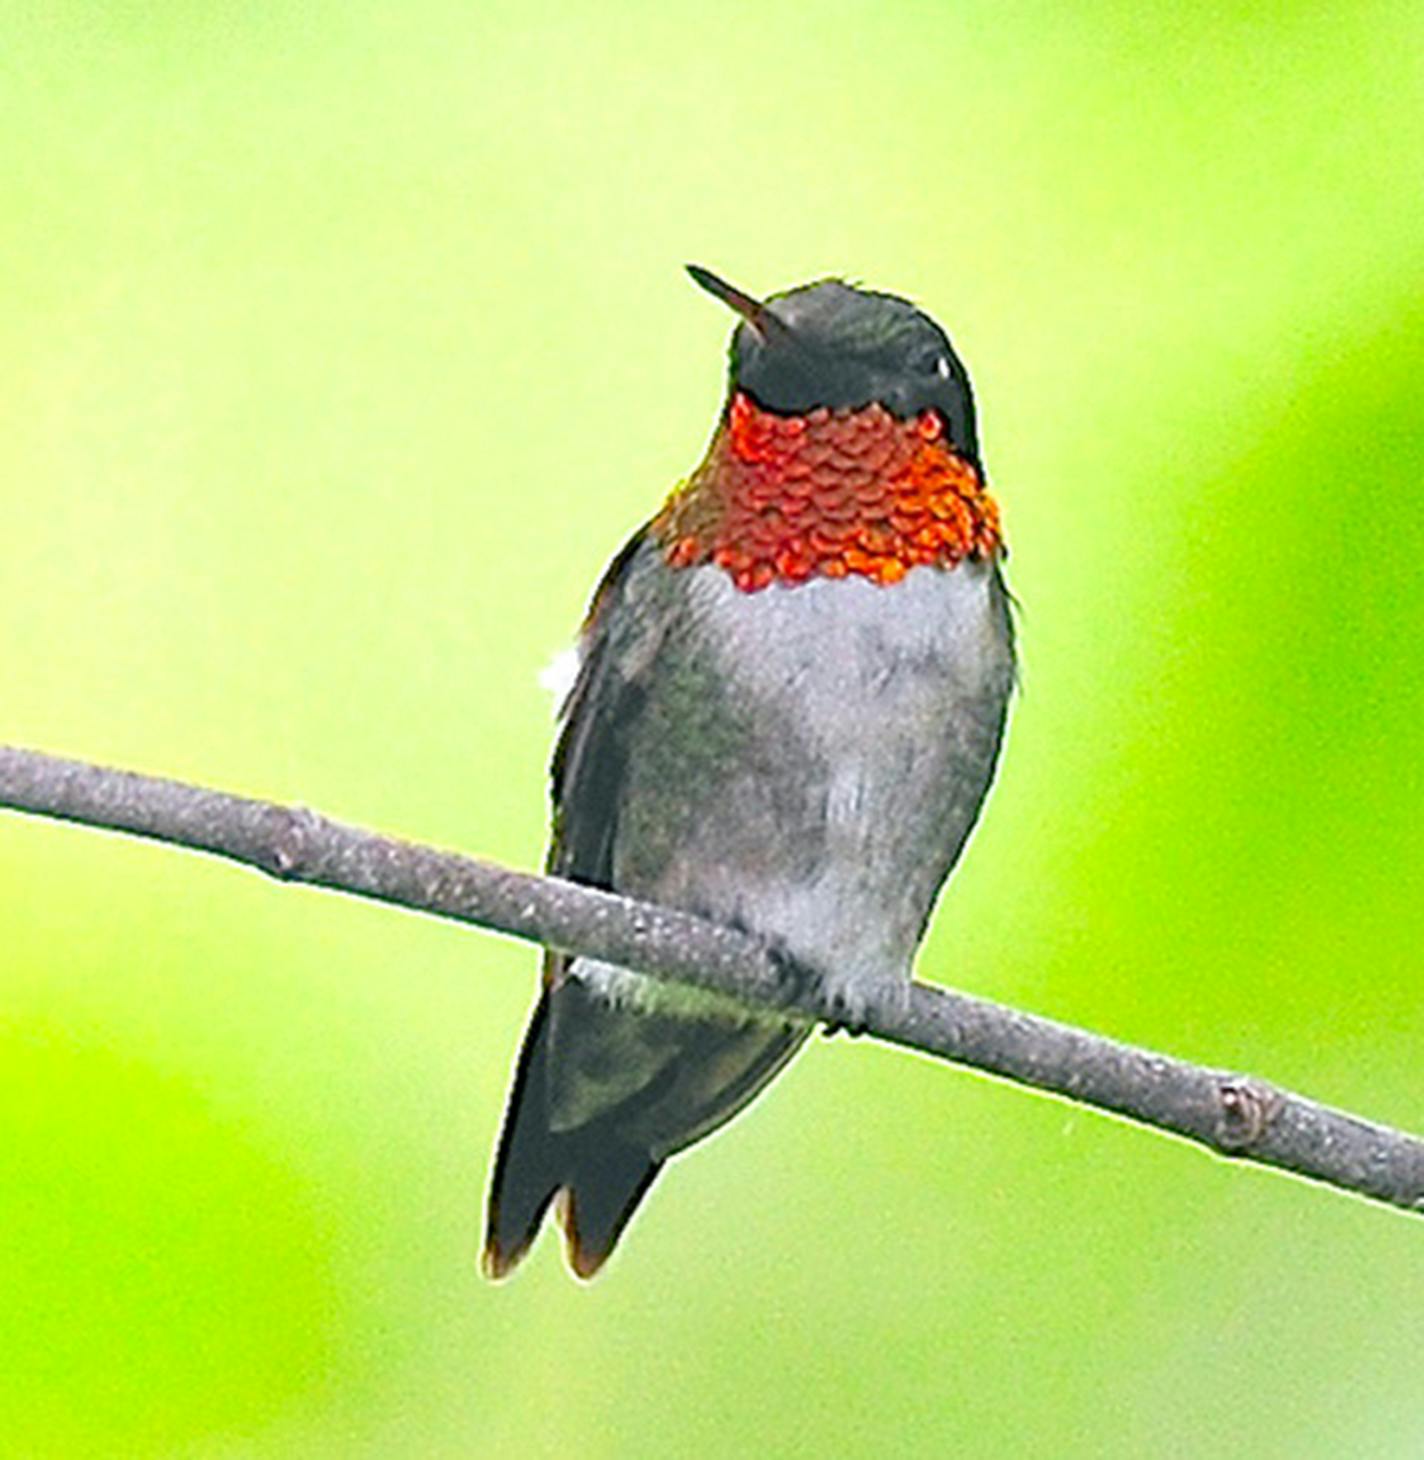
685;265;789;343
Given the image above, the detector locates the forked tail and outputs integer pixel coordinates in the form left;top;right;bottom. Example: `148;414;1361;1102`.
483;996;663;1280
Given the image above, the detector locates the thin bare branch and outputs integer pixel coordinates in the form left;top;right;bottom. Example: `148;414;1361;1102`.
2;743;1421;1216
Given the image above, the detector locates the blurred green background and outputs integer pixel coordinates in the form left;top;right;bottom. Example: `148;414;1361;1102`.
3;1;1422;1454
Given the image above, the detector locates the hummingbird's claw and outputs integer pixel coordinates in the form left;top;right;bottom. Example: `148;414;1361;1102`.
821;992;870;1040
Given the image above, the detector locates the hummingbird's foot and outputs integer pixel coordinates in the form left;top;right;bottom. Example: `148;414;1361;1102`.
764;947;867;1034
765;950;902;1037
818;972;910;1038
817;976;875;1038
766;946;819;1015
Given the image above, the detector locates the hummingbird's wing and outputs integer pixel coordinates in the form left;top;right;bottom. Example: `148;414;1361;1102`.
545;533;652;889
484;533;655;1279
483;534;804;1280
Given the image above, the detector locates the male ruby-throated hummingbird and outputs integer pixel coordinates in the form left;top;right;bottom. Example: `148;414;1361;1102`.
483;266;1015;1279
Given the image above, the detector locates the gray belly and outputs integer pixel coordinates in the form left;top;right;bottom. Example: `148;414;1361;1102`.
609;558;1014;994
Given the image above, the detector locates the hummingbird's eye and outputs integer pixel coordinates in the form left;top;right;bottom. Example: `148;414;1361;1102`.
912;346;952;379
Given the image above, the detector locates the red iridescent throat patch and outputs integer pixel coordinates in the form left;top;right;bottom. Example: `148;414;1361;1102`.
654;392;1002;592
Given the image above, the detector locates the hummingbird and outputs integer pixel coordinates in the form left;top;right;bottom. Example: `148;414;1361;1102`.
483;266;1015;1280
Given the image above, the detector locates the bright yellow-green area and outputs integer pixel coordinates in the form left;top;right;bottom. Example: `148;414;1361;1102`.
3;1;1422;1454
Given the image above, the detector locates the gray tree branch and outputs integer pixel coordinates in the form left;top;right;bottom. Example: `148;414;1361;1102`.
2;743;1421;1217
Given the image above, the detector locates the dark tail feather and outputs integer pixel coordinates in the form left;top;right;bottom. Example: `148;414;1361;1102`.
483;998;564;1280
484;996;663;1281
561;1144;664;1280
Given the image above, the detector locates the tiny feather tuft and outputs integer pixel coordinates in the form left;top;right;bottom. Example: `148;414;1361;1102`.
537;645;582;705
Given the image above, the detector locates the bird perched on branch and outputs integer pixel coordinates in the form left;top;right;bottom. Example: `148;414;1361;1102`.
484;266;1015;1279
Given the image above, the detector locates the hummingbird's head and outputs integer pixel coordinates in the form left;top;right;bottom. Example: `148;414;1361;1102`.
662;266;1001;592
686;265;979;465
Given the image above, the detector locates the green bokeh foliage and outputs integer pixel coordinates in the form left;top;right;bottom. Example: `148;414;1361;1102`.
2;1;1421;1454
